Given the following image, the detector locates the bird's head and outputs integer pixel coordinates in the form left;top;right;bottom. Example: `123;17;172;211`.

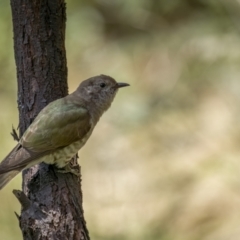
77;74;129;112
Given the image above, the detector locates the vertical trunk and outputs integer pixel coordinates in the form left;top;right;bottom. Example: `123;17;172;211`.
10;0;90;239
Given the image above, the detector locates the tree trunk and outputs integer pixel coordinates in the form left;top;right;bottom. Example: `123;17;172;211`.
10;0;90;239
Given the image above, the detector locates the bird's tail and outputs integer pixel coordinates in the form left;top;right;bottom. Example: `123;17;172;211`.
0;143;29;190
0;170;21;190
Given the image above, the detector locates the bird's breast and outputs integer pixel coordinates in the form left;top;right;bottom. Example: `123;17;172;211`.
42;129;93;168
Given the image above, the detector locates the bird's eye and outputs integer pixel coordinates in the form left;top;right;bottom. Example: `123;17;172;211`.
100;83;106;88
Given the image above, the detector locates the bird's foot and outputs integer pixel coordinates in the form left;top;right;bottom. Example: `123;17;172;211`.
56;164;80;176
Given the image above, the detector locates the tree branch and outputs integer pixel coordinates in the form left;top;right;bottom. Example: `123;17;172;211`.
10;0;90;239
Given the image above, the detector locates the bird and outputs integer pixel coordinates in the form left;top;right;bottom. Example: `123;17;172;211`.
0;74;129;189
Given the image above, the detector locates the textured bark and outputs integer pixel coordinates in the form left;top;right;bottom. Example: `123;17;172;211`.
10;1;90;239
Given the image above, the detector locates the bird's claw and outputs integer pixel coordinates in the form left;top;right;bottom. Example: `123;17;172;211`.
56;164;80;176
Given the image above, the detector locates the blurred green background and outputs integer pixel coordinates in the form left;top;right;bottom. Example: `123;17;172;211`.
1;0;240;239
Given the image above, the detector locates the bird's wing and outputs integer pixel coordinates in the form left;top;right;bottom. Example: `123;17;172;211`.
20;98;91;152
0;97;92;173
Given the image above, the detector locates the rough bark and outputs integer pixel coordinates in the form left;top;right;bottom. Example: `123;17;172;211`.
10;1;90;239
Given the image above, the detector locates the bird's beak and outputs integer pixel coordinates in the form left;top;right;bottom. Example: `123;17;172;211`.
117;82;130;88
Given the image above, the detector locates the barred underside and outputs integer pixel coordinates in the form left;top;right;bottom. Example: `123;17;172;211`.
43;130;92;168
